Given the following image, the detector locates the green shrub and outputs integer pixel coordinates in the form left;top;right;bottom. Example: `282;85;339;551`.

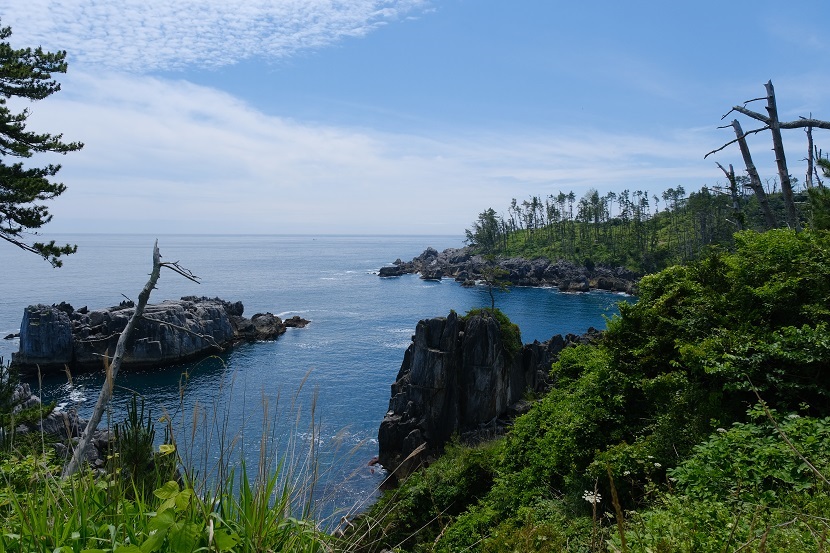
463;308;522;359
669;407;830;504
348;440;501;552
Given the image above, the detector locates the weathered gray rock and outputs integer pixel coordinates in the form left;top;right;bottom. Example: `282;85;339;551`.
378;246;638;293
17;305;74;366
377;311;594;481
12;297;309;373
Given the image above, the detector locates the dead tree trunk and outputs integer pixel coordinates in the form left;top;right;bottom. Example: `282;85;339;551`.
730;119;776;229
716;162;744;231
764;81;800;231
63;241;198;478
806;124;815;190
707;81;830;230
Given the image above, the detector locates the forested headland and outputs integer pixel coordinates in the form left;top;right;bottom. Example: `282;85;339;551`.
464;175;825;275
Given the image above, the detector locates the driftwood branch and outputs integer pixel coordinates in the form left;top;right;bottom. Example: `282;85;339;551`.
62;240;199;478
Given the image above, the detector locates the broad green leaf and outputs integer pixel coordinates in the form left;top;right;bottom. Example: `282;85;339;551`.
212;529;239;552
153;481;180;500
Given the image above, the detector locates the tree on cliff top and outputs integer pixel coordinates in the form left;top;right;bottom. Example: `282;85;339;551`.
0;19;82;267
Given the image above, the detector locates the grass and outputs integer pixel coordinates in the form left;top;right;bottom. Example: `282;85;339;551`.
0;357;381;552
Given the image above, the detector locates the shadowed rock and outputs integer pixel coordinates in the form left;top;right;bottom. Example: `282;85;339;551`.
377;310;597;482
11;297;309;373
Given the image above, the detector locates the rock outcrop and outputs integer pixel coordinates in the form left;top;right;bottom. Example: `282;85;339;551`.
4;383;107;468
377;310;597;481
11;297;309;373
378;246;638;293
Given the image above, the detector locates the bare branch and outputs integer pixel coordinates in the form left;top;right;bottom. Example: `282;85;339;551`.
160;261;200;283
779;119;830;130
140;315;225;351
722;104;769;123
704;125;768;158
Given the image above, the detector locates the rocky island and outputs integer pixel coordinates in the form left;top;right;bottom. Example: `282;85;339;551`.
379;246;638;293
10;296;309;374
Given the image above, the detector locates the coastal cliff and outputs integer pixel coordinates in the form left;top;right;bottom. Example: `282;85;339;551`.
379;246;638;293
11;296;308;373
377;309;597;481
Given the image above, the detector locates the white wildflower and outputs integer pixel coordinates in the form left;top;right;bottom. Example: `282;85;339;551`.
582;490;602;504
653;462;662;468
717;427;727;433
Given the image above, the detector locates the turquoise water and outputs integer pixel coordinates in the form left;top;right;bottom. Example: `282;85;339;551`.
1;234;630;522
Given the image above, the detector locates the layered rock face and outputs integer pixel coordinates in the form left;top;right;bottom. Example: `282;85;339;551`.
378;310;594;480
12;297;308;373
379;246;638;293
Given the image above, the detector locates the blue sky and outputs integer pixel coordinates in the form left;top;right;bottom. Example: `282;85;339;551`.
4;0;829;235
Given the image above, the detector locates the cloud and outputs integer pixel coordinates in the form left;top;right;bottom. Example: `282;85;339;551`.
21;71;728;235
2;0;430;72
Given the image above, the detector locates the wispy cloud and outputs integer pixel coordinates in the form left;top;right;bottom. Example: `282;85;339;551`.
26;71;727;234
3;0;429;72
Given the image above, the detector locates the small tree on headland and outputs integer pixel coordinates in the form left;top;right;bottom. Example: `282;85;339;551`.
481;255;510;311
0;19;83;266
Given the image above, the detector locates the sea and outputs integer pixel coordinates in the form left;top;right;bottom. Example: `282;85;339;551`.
0;234;631;525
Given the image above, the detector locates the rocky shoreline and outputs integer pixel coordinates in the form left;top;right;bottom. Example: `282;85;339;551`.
379;246;638;293
5;382;110;469
10;296;309;374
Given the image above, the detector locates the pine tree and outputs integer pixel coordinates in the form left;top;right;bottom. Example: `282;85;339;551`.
0;20;82;266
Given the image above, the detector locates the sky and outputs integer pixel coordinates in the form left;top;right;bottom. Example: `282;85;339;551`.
3;0;830;236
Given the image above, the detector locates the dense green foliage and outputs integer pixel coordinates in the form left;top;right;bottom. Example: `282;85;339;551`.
0;19;82;266
355;228;830;552
464;183;819;274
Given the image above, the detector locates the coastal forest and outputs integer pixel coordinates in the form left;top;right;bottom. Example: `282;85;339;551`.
2;15;830;550
465;160;830;276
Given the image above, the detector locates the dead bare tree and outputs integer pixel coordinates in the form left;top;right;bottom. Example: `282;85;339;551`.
63;240;199;478
716;162;744;231
805;119;816;190
815;146;826;188
706;80;830;231
728;119;776;229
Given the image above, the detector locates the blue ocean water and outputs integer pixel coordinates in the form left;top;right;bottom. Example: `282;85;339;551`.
1;234;630;523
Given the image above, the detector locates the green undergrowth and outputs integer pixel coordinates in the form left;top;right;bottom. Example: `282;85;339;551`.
462;308;522;359
351;228;830;552
0;372;335;552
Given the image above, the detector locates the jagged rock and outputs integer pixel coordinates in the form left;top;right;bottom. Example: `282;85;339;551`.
284;316;310;328
378;266;406;277
420;267;444;280
12;297;308;373
17;305;74;366
378;246;638;292
377;312;591;482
